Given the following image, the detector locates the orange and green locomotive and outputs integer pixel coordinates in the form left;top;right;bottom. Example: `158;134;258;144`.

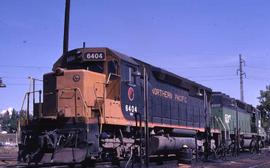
18;47;213;164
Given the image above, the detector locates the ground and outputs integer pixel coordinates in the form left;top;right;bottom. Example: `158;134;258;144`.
1;147;270;167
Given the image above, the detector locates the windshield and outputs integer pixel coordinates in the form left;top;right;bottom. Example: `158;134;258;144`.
67;61;104;73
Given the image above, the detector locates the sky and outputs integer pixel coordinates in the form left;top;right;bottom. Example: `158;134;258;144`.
1;0;270;112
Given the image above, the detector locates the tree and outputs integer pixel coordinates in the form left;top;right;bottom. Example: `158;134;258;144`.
19;110;27;120
257;85;270;130
0;109;20;133
2;110;10;132
0;109;32;133
9;109;19;133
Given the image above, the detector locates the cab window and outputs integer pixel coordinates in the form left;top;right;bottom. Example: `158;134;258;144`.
86;62;104;73
108;60;118;74
128;67;136;84
67;62;104;73
121;63;138;85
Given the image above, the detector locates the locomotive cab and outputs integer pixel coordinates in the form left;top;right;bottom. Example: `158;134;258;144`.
41;48;123;119
47;47;143;126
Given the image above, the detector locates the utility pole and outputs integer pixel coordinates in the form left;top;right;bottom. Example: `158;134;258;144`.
63;0;70;54
237;54;246;102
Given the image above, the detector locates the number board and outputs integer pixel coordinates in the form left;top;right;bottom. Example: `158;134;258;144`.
83;52;105;61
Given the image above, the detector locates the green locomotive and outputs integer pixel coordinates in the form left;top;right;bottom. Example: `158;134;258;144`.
211;92;266;152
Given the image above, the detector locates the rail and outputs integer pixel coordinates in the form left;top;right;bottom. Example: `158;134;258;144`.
214;116;228;141
93;81;105;105
93;81;106;134
134;112;143;166
20;90;42;124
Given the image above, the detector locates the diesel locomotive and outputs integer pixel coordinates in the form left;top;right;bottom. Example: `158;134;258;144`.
18;47;266;166
18;47;214;164
211;92;266;152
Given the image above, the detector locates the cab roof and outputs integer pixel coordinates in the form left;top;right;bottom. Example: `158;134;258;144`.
53;47;138;71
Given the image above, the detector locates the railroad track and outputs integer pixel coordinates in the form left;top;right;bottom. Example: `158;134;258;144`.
0;157;180;168
2;149;270;168
0;161;187;168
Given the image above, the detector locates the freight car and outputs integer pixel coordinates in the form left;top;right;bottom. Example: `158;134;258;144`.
211;92;266;153
18;47;214;165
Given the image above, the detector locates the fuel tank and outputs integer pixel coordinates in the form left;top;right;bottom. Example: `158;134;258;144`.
149;136;196;154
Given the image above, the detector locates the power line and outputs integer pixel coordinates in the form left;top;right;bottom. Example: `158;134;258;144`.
0;65;50;69
197;77;238;82
0;63;236;70
246;76;270;81
187;75;236;79
1;76;29;79
5;83;42;86
246;65;270;70
165;65;236;70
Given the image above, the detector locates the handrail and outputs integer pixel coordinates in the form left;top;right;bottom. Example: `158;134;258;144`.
93;81;106;114
20;90;42;124
20;93;27;114
20;90;42;113
93;81;106;134
216;116;228;141
93;81;105;99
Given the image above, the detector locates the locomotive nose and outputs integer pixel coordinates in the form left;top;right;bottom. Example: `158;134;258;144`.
43;69;106;118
